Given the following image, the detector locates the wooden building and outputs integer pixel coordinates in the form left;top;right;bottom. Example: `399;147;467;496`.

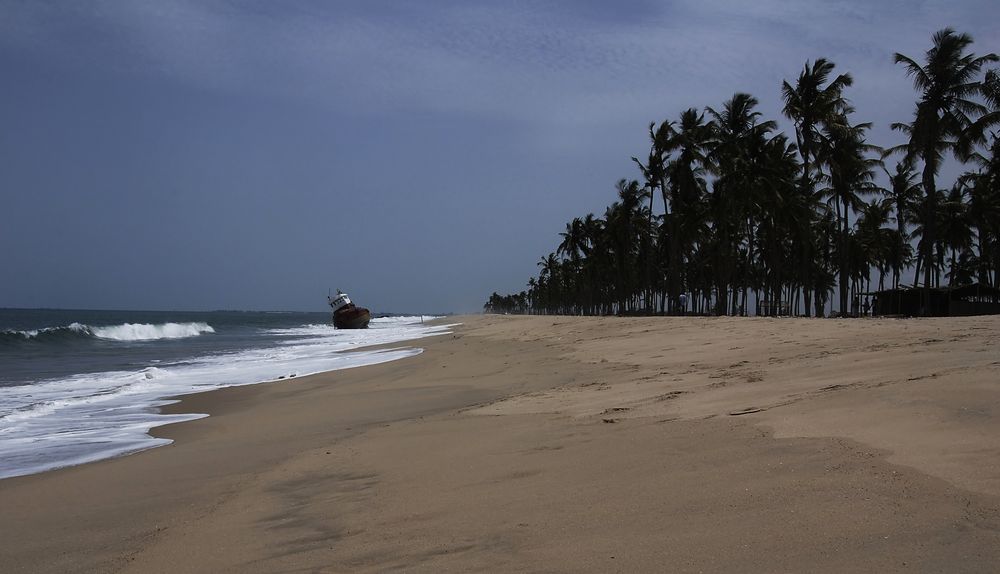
872;283;1000;317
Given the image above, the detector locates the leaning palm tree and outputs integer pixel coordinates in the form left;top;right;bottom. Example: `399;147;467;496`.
890;29;998;310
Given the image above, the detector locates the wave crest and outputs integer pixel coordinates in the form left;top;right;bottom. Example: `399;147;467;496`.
91;322;215;341
1;322;215;343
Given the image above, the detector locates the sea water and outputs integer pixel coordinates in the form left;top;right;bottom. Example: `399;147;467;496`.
0;308;451;479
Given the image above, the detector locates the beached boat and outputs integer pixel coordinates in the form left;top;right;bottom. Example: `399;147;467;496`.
328;291;372;329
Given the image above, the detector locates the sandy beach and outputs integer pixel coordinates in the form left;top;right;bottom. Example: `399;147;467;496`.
2;314;999;572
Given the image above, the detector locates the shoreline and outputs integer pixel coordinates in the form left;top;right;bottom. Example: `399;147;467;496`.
0;317;453;481
2;314;998;572
150;317;464;444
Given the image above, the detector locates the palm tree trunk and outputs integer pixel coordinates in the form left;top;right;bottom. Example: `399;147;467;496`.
993;239;1000;288
668;216;683;315
803;283;812;317
837;197;849;316
800;147;813;318
921;164;936;314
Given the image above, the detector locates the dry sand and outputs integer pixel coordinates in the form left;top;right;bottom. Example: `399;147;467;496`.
1;314;998;572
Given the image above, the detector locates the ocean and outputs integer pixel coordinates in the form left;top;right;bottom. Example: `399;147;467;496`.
0;308;451;480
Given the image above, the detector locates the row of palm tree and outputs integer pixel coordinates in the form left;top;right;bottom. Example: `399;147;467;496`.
485;29;999;317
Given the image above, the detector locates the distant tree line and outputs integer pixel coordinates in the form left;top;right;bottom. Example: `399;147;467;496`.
485;29;999;317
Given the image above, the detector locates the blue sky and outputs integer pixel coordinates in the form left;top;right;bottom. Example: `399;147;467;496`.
1;1;997;313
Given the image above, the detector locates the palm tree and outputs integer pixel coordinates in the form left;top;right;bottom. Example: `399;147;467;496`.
487;36;998;318
558;217;591;314
707;93;777;314
819;118;882;314
751;133;802;314
939;183;975;285
601;179;649;313
662;108;713;313
537;252;561;314
526;278;538;314
882;160;922;288
633;120;674;222
969;69;1000;286
782;59;854;314
965;166;1000;287
557;218;587;262
782;58;853;192
856;199;896;291
578;213;606;314
891;29;998;310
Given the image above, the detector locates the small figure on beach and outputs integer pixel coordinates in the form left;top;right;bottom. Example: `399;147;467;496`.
863;298;871;317
678;293;688;316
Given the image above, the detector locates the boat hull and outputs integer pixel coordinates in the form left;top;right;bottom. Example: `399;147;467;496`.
333;307;371;329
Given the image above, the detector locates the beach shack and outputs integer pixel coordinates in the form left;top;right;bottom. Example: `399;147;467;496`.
872;283;1000;317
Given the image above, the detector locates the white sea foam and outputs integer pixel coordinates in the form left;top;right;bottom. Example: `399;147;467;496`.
1;321;215;342
265;316;440;338
90;322;215;341
0;317;453;479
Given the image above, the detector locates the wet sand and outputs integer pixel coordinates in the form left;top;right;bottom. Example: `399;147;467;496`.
1;314;998;572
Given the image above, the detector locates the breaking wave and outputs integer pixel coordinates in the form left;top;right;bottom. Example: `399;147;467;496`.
1;322;215;344
0;315;454;479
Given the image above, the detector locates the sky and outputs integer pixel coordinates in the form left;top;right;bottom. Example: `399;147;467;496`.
1;0;998;313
